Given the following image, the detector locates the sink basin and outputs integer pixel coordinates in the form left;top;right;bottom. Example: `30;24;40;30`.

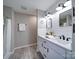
57;39;72;45
45;35;72;45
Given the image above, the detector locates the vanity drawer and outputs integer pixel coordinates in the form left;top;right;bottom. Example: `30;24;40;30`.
47;41;66;57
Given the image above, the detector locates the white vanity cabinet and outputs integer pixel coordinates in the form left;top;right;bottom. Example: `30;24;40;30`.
66;51;72;59
46;40;65;59
37;36;72;59
37;36;48;59
46;46;65;59
37;36;44;55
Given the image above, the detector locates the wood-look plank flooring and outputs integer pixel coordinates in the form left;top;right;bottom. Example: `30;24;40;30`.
9;45;44;59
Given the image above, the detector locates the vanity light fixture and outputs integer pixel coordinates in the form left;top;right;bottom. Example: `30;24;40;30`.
45;15;50;19
45;12;51;16
64;0;71;7
44;12;52;19
56;3;65;11
47;12;52;17
21;6;27;10
56;7;63;11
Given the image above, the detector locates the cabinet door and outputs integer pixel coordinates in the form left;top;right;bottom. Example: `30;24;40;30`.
37;36;65;59
47;47;65;59
46;40;65;59
37;37;44;54
37;36;47;57
66;51;72;59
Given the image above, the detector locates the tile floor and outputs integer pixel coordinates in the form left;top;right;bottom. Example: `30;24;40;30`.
9;45;44;59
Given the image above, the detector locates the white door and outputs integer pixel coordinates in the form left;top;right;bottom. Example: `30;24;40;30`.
6;19;11;53
3;18;11;59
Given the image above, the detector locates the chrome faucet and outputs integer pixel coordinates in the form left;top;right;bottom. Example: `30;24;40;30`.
59;35;71;41
59;35;65;40
62;35;65;40
66;37;71;41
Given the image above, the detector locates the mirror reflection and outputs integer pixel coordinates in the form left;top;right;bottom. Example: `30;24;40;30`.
59;9;72;27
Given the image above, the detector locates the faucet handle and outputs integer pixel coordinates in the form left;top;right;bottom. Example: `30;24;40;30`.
66;37;71;41
61;35;65;40
58;36;62;39
58;35;65;40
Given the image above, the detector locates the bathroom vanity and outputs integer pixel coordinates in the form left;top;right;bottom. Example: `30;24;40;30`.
37;35;72;59
37;4;74;59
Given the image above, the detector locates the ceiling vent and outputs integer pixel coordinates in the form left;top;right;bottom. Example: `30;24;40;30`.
21;6;27;10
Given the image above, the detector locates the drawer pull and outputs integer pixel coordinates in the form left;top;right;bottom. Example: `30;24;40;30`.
42;43;43;47
43;41;46;43
47;48;49;52
44;47;46;49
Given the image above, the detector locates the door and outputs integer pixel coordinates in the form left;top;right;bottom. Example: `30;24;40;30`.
6;19;11;53
3;18;11;58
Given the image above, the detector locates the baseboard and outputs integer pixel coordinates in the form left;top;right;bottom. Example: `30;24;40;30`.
4;43;37;59
14;43;37;50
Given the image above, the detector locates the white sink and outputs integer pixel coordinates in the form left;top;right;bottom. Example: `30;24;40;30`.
57;39;72;45
45;35;72;45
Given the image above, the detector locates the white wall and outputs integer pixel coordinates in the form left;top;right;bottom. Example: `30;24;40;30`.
14;12;37;48
37;10;47;36
38;6;72;39
51;6;72;39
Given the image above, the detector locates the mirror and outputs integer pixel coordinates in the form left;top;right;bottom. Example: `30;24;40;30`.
46;18;52;29
59;9;72;27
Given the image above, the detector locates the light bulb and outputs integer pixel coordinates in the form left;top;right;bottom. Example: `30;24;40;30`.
64;0;71;7
56;7;63;11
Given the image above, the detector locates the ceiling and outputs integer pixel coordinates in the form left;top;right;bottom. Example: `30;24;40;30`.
3;0;59;15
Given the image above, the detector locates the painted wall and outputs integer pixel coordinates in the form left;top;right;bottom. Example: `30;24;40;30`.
3;6;12;18
14;12;37;48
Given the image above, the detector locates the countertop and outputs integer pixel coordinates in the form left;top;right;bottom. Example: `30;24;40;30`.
38;35;72;51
